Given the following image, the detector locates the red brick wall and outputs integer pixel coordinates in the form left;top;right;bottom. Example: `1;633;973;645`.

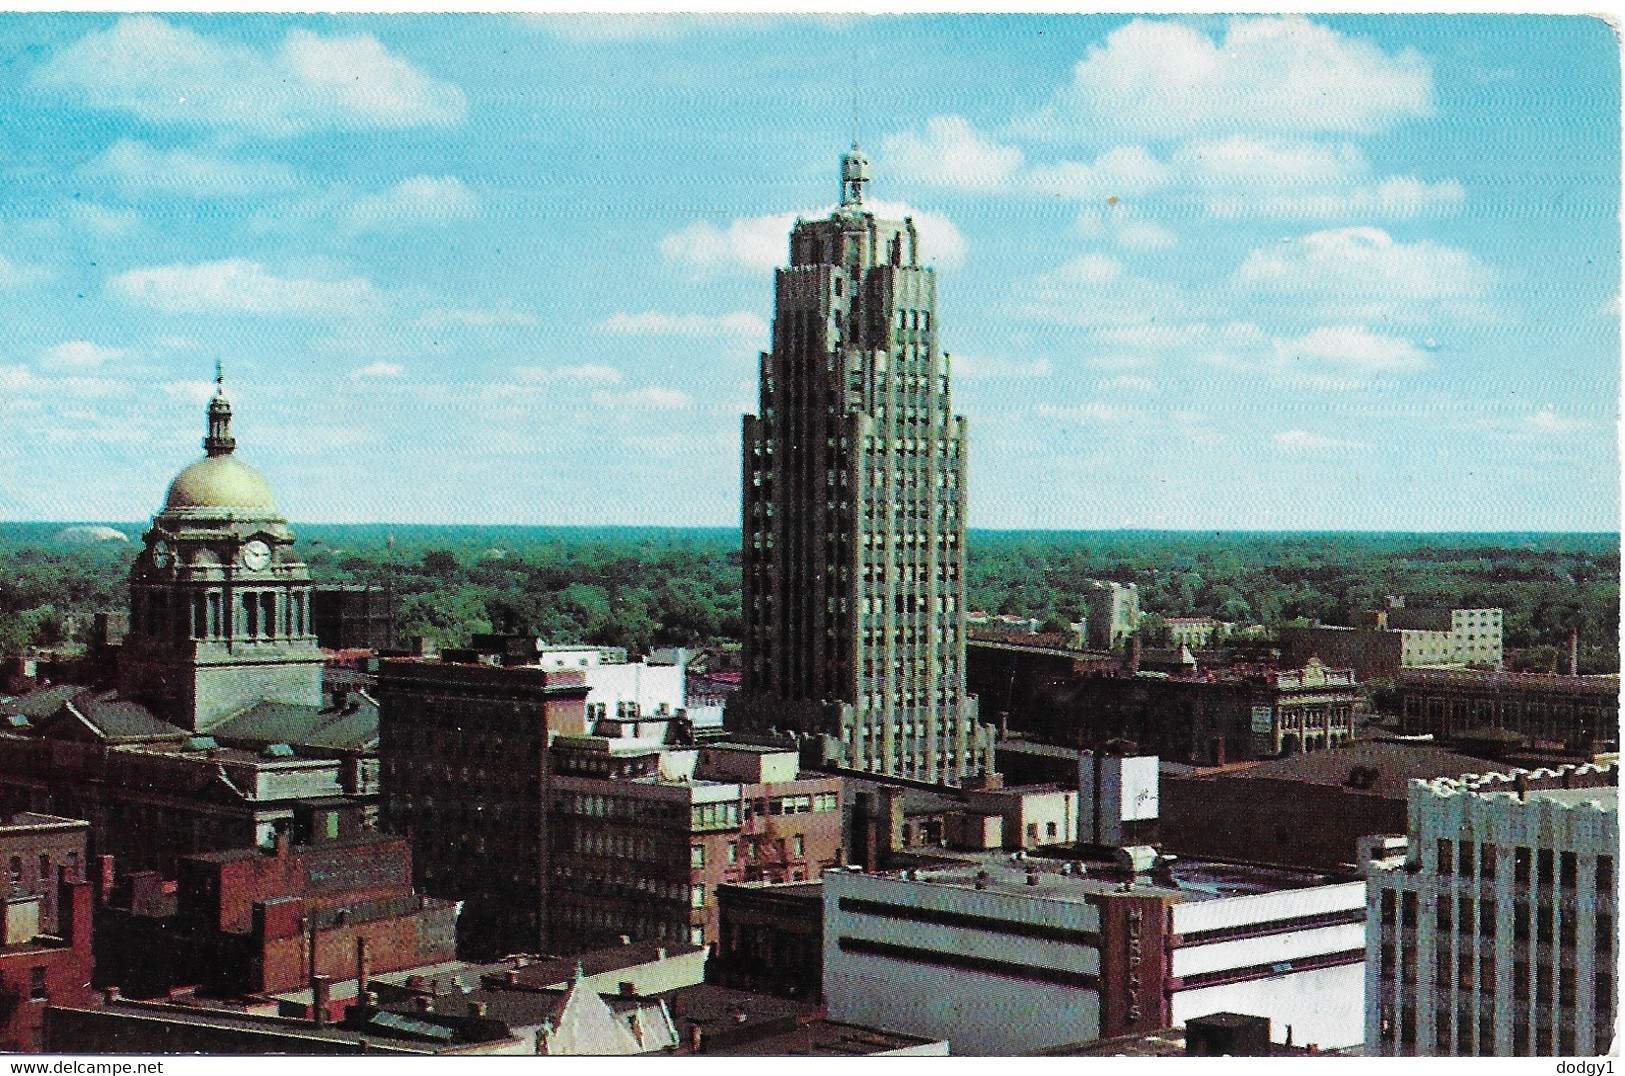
256;902;457;995
188;838;415;934
0;882;95;1052
1162;776;1406;870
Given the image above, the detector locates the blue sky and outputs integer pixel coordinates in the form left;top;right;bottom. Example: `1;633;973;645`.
0;14;1616;530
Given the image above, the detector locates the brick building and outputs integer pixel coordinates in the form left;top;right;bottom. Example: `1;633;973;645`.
0;814;95;1051
713;880;825;1001
1161;741;1492;870
96;833;455;999
549;740;842;952
1390;669;1619;755
377;658;589;957
974;654;1359;765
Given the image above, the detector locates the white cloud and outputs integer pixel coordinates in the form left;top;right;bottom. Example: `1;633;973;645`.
1016;16;1433;141
0;365;123;399
882;115;1024;192
1178;137;1464;221
82;139;299;197
1272;429;1367;450
40;340;126;370
1011;253;1192;328
1272;325;1427;376
1026;146;1171;200
352;361;403;379
344;176;480;235
601;311;768;342
1097;375;1158;393
593;386;691;409
660;200;964;274
1525;408;1592;436
0;254;48;290
162;379;216;405
1235;227;1495;322
66;201;143;237
34;16;466;137
110;258;382;318
513;364;623;384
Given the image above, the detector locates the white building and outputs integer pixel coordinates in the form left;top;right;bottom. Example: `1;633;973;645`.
1080;581;1141;651
1395;608;1503;669
824;854;1366;1055
1365;762;1618;1056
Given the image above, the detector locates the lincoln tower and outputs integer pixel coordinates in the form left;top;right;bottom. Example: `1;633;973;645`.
733;147;994;785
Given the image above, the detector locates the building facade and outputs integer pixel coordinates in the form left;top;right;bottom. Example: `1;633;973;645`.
119;369;324;732
1391;669;1618;754
1080;581;1140;651
1365;763;1618;1057
376;658;590;957
733;148;993;785
548;740;842;952
824;855;1367;1054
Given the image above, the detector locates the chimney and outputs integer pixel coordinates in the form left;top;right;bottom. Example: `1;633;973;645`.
96;855;115;906
505;970;520;986
689;1025;704;1053
1128;635;1142;676
1570;629;1579;677
274;829;290;860
1515;773;1528;801
656;947;666;961
355;937;369;999
311;975;332;1028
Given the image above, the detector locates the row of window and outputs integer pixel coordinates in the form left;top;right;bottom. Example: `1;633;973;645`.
1435;840;1612;892
691;833;812;869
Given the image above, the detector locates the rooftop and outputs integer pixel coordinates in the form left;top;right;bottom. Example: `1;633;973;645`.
1187;740;1494;798
860;850;1342;905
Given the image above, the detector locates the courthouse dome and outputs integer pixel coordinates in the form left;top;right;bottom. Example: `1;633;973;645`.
159;364;278;514
163;454;276;512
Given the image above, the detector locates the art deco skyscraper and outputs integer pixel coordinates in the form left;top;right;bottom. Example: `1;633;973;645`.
732;147;994;786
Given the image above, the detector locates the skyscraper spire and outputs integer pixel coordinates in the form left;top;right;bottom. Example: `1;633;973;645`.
840;143;870;207
204;360;236;457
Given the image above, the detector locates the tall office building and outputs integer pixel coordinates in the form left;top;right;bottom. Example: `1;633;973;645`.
1366;763;1618;1056
732;147;994;785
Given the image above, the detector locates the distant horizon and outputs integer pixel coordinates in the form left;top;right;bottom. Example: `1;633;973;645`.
10;520;1619;540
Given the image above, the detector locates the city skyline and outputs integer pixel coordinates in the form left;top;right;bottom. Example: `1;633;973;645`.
0;14;1617;531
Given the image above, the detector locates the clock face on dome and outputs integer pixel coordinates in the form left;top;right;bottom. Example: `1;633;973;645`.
240;540;272;571
150;540;170;568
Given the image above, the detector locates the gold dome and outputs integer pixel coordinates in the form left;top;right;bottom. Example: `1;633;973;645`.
163;454;276;512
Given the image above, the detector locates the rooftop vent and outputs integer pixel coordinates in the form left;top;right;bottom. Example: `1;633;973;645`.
263;743;295;758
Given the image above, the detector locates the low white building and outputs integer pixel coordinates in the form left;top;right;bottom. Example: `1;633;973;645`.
824;854;1367;1055
1365;762;1618;1057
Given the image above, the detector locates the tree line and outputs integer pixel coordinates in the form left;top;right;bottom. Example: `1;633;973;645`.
0;523;1617;673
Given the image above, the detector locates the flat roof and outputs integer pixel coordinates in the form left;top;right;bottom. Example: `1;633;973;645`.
867;851;1340;905
1528;787;1618;809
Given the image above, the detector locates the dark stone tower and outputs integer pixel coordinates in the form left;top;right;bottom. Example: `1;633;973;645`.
119;366;323;731
732;148;994;785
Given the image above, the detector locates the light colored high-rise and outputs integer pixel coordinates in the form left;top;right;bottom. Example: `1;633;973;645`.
1365;763;1618;1056
731;147;994;786
1080;580;1140;651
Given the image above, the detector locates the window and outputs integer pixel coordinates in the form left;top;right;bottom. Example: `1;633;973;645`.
1599;855;1615;894
690;885;706;909
1480;843;1497;880
1437;839;1454;874
690;926;704;946
726;843;738;865
1538;848;1555;887
1046;822;1058;838
1561;851;1578;889
8;857;19;889
28;967;46;1001
792;835;805;858
1459;842;1475;879
691;845;705;869
1515;846;1532;883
